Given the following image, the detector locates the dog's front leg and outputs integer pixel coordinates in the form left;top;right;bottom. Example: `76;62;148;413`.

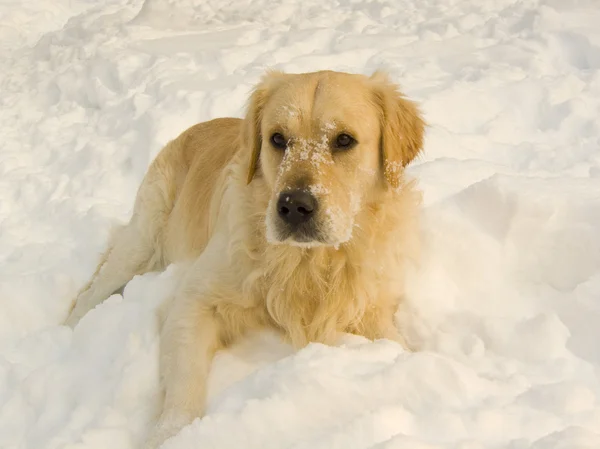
146;290;223;449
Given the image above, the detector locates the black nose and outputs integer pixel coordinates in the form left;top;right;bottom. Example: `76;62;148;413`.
277;190;317;226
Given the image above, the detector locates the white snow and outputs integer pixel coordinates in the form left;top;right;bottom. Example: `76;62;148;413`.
1;0;600;448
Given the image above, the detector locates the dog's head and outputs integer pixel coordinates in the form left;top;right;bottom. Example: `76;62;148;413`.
244;70;424;248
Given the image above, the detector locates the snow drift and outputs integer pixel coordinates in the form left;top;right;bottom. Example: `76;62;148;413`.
1;0;600;448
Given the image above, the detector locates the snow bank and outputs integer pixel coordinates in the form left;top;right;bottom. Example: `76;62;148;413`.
1;0;600;448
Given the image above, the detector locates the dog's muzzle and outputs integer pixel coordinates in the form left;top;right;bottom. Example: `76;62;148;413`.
275;190;320;242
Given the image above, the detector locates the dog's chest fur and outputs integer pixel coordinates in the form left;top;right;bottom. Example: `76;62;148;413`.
257;243;390;347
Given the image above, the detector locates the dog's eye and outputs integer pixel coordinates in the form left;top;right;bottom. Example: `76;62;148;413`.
335;133;356;150
270;133;287;150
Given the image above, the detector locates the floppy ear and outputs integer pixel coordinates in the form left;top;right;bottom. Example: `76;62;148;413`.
243;70;284;184
371;71;425;188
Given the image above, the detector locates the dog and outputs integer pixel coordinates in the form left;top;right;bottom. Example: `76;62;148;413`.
65;69;425;447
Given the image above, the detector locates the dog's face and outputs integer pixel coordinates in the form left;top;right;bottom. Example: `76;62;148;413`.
244;70;424;248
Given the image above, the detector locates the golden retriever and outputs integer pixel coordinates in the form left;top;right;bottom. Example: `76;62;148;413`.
65;69;425;447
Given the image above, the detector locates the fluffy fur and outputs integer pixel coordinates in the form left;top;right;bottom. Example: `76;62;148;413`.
65;69;425;448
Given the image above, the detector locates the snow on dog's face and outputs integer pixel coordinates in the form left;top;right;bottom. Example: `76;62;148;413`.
244;70;425;248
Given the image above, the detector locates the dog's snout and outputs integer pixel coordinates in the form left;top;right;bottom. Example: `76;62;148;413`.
277;190;316;226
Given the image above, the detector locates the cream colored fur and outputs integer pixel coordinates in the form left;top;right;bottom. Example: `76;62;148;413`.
65;70;425;448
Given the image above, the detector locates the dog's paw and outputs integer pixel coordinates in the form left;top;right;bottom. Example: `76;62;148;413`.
144;413;192;449
63;306;84;329
144;426;177;449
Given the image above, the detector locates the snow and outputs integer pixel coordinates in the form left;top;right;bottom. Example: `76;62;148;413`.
1;0;600;448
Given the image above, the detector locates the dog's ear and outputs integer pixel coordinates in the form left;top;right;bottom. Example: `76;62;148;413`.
370;71;425;188
243;70;284;184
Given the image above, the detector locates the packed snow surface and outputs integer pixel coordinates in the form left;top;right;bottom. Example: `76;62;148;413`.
2;0;600;448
